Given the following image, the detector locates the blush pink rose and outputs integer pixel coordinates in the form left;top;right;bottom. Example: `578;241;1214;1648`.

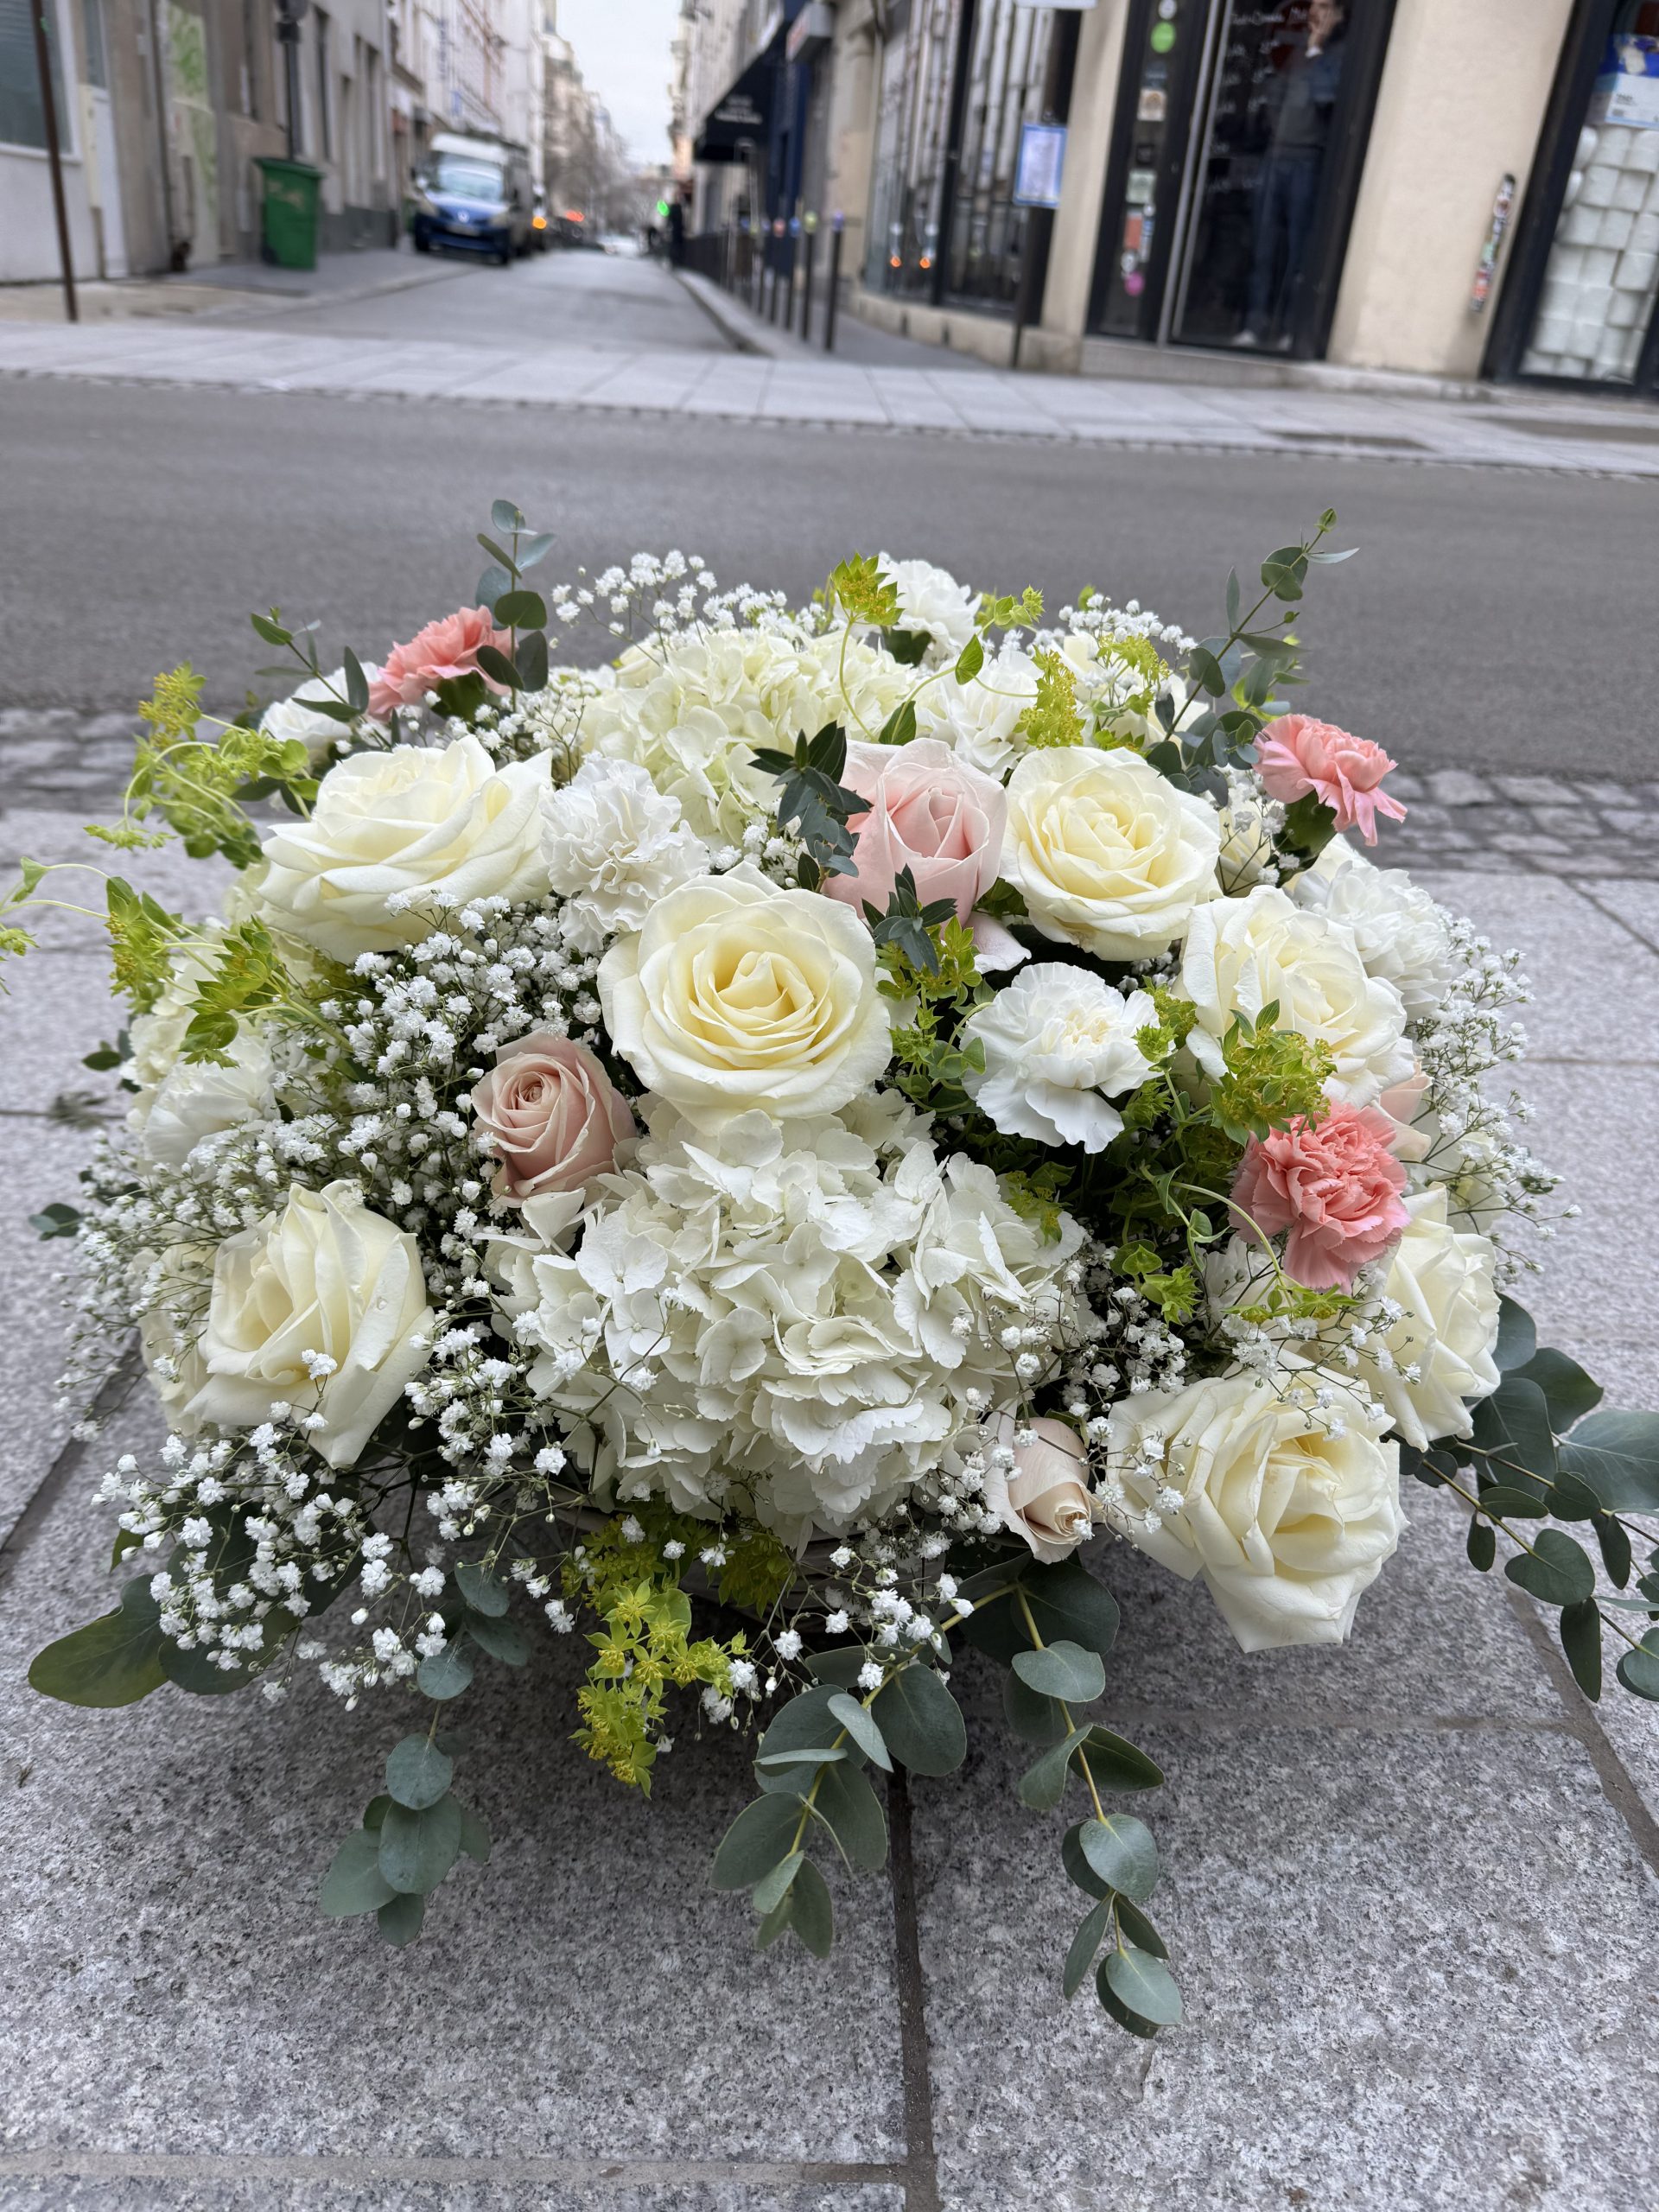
369;607;513;717
470;1034;636;1201
1230;1103;1410;1291
822;737;1006;928
1255;715;1407;845
984;1413;1096;1564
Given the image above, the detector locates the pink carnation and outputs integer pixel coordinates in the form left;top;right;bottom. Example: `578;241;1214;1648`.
1230;1103;1410;1291
1254;714;1407;845
369;607;513;717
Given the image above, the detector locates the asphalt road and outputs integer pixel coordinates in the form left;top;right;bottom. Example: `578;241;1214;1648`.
1;371;1655;777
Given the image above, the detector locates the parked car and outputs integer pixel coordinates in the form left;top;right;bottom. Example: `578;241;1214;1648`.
410;134;534;265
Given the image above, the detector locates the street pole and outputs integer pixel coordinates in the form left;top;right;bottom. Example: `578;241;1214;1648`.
823;215;842;353
30;0;78;321
799;224;816;340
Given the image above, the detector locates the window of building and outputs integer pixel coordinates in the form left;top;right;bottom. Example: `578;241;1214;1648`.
315;7;332;160
240;0;260;118
0;0;73;153
81;0;108;89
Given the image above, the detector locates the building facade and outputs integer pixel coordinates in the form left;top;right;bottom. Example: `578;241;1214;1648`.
678;0;1659;398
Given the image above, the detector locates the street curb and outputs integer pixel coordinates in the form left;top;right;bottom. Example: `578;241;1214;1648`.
671;267;810;360
199;255;479;323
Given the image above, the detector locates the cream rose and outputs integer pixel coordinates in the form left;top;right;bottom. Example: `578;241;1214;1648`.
1179;884;1411;1106
982;1414;1098;1563
255;735;549;960
1001;745;1221;961
1109;1374;1403;1652
1360;1184;1501;1449
187;1180;434;1468
598;863;890;1126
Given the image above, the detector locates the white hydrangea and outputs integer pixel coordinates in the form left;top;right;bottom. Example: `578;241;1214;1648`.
916;640;1039;779
879;553;979;657
490;1097;1083;1543
540;754;709;950
962;964;1157;1154
1291;845;1454;1023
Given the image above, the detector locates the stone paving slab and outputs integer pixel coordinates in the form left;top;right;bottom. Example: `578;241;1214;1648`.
4;324;1659;474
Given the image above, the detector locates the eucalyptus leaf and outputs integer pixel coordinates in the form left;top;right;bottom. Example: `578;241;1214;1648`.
1079;1815;1159;1904
385;1734;454;1811
1494;1295;1537;1372
495;588;546;629
1063;1897;1112;1999
872;1665;966;1777
320;1828;396;1918
1103;1944;1183;2027
378;1794;463;1896
1002;1666;1070;1747
1096;1966;1160;2039
1558;1410;1659;1513
416;1638;474;1701
751;1850;804;1916
377;1891;425;1947
454;1562;508;1618
457;1801;492;1865
712;1793;804;1891
1514;1347;1602;1433
1559;1599;1602;1700
28;1578;165;1709
807;1758;887;1872
784;1856;835;1958
827;1693;893;1771
1616;1630;1659;1700
1018;1727;1090;1812
1505;1529;1595;1608
1011;1639;1106;1705
754;1686;848;1794
1077;1726;1164;1794
461;1611;529;1666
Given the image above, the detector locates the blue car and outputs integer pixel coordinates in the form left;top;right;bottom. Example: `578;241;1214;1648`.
410;134;533;265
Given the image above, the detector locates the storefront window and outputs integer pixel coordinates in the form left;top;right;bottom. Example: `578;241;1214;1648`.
865;0;1058;314
1521;1;1659;385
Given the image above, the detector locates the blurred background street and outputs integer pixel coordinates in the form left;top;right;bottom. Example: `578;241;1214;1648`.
2;0;1658;2205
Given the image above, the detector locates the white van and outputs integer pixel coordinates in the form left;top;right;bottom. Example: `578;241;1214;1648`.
411;133;535;265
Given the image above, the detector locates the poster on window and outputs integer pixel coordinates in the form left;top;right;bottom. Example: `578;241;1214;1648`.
1590;35;1659;129
1013;123;1068;207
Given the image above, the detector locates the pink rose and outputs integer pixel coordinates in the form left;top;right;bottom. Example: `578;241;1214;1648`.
369;607;513;717
984;1413;1096;1565
822;738;1006;928
1255;715;1407;845
470;1034;636;1202
1230;1103;1410;1291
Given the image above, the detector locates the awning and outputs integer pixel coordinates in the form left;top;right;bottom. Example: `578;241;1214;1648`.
693;48;773;163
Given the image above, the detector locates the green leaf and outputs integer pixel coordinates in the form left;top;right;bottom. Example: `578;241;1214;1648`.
876;698;918;747
1077;1726;1164;1794
1616;1630;1659;1700
457;1801;491;1864
1002;1667;1070;1746
518;530;556;572
1559;1599;1602;1700
751;1850;804;1916
1558;1410;1659;1513
806;1758;888;1872
491;498;525;536
495;588;546;629
477;563;512;610
827;1693;893;1772
953;634;984;685
341;649;370;715
755;1746;848;1770
1475;1375;1557;1485
454;1561;509;1618
963;1556;1119;1664
805;1645;873;1688
783;1856;836;1957
30;1202;81;1241
1474;1484;1548;1520
1494;1296;1536;1372
882;626;931;666
250;610;293;646
28;1577;165;1708
1103;1943;1183;2026
462;1611;529;1665
416;1638;474;1700
378;1793;463;1896
1019;1727;1090;1812
871;1665;967;1777
476;531;519;574
159;1630;274;1696
1079;1815;1159;1904
1514;1348;1602;1433
1063;1897;1112;1998
474;644;520;690
385;1734;454;1811
320;1828;397;1917
712;1793;804;1891
1592;1512;1632;1590
1188;645;1225;696
754;1686;848;1794
1465;1517;1496;1572
1505;1529;1595;1608
363;1793;391;1830
377;1891;425;1947
1012;1640;1106;1706
1113;1896;1168;1960
515;628;549;692
1096;1964;1160;2038
1062;1820;1111;1899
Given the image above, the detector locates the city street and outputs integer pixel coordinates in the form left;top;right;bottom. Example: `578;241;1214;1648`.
1;247;1657;2210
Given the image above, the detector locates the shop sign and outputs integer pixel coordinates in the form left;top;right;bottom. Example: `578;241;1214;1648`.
1590;35;1659;130
1013;122;1067;207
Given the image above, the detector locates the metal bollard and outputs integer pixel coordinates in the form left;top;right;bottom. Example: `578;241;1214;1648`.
823;220;843;353
799;228;816;340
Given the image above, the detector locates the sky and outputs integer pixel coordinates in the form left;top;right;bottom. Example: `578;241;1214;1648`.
554;0;683;165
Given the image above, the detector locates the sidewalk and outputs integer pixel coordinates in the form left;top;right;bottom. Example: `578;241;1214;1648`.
0;808;1656;2209
3;311;1657;474
0;244;468;325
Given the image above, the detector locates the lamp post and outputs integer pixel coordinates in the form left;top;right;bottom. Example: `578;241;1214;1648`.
275;0;310;163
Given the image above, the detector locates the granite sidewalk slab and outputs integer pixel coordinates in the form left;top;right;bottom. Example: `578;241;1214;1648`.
3;321;1658;476
0;836;1654;2209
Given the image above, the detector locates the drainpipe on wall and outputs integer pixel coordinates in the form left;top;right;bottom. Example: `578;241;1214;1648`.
30;0;78;317
147;0;178;266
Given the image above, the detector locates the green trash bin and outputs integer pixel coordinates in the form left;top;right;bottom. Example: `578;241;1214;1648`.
256;157;322;272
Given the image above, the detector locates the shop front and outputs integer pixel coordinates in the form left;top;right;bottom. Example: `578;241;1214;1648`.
1086;0;1396;359
1488;0;1659;394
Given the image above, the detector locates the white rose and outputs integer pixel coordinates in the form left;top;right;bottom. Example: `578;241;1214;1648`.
879;552;979;656
255;735;549;959
1290;846;1452;1022
1001;746;1221;962
188;1180;434;1468
982;1413;1098;1563
1179;884;1411;1106
962;964;1156;1153
1109;1374;1403;1652
1361;1184;1500;1449
597;862;890;1126
140;1030;274;1167
541;755;709;950
259;670;382;762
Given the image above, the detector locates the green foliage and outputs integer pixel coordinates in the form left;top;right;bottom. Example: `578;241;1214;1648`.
181;920;301;1063
877;914;991;1115
1209;1002;1334;1147
751;720;870;885
976;586;1044;633
998;1162;1073;1245
105;876;187;1012
28;1577;166;1708
30;1201;81;1243
828;553;901;629
1092;632;1171;728
1014;649;1085;751
116;664;319;867
863;866;958;977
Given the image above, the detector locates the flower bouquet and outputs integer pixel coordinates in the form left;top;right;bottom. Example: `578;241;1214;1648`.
12;504;1659;2037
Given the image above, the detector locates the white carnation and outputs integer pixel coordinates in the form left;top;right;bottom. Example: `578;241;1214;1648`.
541;755;709;950
879;552;978;657
962;965;1156;1153
1290;848;1453;1023
915;640;1038;779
